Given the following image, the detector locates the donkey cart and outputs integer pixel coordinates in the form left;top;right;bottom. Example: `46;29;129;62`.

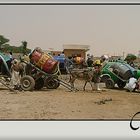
20;61;60;91
20;48;75;91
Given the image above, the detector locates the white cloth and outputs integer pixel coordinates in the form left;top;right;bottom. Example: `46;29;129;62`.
10;70;21;86
9;54;12;59
126;77;137;92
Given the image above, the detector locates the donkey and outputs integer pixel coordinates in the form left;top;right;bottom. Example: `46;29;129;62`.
69;67;95;91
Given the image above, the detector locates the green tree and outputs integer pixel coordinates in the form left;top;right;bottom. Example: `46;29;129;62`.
0;35;9;50
2;43;11;52
125;54;137;62
21;41;27;55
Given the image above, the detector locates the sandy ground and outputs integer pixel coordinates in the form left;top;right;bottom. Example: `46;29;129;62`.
0;79;140;120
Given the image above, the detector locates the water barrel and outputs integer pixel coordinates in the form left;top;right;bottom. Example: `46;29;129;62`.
30;48;58;73
42;58;58;73
125;63;137;76
36;53;51;68
110;63;133;80
30;50;42;63
74;57;84;64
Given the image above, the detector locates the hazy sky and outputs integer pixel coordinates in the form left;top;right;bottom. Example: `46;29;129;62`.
0;4;140;56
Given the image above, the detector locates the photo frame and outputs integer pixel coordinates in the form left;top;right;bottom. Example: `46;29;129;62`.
0;0;140;139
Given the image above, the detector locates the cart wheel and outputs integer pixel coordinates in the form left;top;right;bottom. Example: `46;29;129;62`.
117;80;126;89
34;77;44;90
100;75;110;83
20;75;35;91
45;77;60;89
105;78;115;89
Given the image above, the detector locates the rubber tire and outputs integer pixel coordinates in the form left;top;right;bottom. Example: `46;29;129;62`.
34;77;44;90
117;80;126;89
100;75;110;83
45;77;60;89
20;75;35;91
105;78;115;89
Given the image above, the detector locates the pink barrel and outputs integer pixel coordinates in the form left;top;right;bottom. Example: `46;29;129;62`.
36;53;51;68
30;50;42;63
30;48;58;73
42;58;58;73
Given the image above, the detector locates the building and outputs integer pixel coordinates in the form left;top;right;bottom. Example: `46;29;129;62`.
43;49;62;56
63;44;90;59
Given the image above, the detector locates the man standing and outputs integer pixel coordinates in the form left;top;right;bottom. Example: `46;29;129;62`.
92;60;102;91
86;55;94;67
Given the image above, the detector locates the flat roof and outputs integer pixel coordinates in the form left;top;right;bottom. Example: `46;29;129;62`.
63;44;90;51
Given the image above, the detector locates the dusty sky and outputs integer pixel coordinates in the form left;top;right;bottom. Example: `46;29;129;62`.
0;5;140;57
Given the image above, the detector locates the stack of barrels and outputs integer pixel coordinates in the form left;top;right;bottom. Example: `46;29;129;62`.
29;47;58;74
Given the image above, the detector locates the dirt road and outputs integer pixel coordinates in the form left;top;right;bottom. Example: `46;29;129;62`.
0;80;140;120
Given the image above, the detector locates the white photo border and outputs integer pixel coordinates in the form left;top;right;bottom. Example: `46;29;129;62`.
0;0;140;139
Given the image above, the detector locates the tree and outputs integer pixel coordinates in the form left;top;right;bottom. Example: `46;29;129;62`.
124;53;137;67
2;43;12;52
0;35;9;50
21;41;27;55
124;54;137;62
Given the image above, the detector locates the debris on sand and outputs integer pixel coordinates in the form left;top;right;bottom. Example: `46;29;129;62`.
94;98;112;105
